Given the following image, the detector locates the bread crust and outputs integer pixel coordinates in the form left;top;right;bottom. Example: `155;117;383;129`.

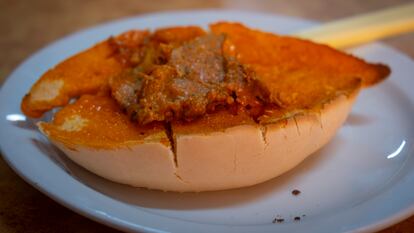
39;88;358;192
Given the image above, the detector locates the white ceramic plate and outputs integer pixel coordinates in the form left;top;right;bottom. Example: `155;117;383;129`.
1;10;414;233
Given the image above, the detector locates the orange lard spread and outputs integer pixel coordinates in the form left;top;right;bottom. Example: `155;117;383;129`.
23;22;389;147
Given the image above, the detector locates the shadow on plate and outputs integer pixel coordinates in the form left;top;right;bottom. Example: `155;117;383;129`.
345;113;376;126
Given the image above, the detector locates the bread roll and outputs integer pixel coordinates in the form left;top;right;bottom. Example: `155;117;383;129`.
23;22;389;192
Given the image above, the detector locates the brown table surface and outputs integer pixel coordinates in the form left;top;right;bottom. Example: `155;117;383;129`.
1;0;414;232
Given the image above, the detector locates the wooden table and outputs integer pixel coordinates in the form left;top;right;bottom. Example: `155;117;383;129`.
1;0;413;232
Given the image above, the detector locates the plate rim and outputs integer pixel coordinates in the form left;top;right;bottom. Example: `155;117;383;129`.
1;9;414;233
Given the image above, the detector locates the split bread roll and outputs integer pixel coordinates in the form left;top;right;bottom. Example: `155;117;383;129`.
23;22;390;192
39;90;357;192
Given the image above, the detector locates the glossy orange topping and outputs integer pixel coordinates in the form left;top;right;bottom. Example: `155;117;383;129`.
21;30;149;118
210;22;389;110
172;110;256;135
24;22;391;145
41;93;167;148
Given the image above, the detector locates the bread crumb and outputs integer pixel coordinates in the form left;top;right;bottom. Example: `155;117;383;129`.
272;218;284;223
59;115;88;132
292;189;301;196
30;79;64;101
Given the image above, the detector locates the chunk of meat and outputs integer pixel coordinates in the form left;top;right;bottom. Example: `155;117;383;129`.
112;34;266;124
109;68;144;118
170;34;225;83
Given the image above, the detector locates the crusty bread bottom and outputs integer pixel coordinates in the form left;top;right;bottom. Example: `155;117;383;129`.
39;90;358;192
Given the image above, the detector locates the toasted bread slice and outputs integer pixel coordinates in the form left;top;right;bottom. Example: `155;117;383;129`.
39;87;359;192
21;30;148;118
29;22;389;192
171;88;359;191
211;22;389;109
38;94;189;190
